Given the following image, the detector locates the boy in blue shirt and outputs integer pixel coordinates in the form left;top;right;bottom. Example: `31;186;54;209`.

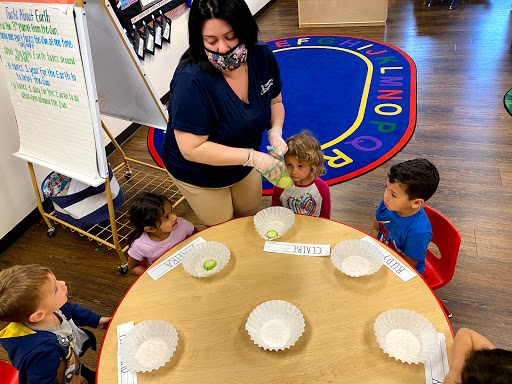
0;264;111;384
370;158;440;274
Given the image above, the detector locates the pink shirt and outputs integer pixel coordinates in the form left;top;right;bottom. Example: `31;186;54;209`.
128;217;195;266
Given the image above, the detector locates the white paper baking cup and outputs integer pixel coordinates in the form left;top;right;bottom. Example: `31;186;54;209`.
245;300;305;351
182;241;230;278
330;239;384;277
373;309;438;364
119;320;179;372
253;207;295;241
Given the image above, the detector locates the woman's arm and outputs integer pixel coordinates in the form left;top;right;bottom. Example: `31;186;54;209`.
174;130;249;166
443;328;496;384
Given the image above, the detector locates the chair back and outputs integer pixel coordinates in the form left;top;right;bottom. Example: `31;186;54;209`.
0;360;19;384
422;206;461;290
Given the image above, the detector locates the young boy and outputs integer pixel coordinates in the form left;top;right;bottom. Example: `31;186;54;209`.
370;158;440;274
0;264;111;384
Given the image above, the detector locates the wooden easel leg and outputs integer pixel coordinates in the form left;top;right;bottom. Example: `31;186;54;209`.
104;176;128;273
27;162;55;236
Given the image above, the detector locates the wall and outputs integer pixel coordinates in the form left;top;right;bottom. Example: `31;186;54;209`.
0;0;270;242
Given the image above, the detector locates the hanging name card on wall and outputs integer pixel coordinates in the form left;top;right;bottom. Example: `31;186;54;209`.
0;0;106;185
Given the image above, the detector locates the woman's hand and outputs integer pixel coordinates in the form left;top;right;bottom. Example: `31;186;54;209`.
246;149;282;179
267;127;288;157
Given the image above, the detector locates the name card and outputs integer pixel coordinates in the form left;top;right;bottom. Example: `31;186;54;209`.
360;236;416;282
424;333;449;384
117;322;137;384
264;241;331;256
147;237;205;280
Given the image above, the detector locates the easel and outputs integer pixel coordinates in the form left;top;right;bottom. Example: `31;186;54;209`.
27;123;184;274
1;0;184;273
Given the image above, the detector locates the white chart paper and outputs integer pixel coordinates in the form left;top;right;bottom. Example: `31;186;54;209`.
360;236;416;282
424;332;449;384
263;241;331;256
117;322;137;384
147;237;206;280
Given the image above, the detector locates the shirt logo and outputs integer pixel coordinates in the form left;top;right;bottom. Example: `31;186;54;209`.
260;78;273;95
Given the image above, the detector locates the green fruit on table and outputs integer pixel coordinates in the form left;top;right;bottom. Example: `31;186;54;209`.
203;260;217;271
266;230;279;239
277;174;294;189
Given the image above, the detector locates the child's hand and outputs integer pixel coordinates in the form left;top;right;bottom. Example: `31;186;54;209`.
98;316;112;329
442;370;459;384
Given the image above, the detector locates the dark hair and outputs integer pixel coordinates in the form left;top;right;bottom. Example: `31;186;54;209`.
388;158;439;201
181;0;259;72
285;130;325;177
461;349;512;384
0;264;52;322
128;192;169;245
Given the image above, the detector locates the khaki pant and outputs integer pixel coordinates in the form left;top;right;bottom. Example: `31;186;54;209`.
167;169;262;227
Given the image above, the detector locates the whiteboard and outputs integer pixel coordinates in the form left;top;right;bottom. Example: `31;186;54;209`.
1;1;108;186
84;0;168;129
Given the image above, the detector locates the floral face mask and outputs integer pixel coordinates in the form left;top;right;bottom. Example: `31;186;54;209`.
205;43;248;71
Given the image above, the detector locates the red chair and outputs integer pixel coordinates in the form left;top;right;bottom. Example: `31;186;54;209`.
0;360;19;384
422;206;461;318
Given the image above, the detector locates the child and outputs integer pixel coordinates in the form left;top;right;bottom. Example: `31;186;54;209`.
443;328;512;384
0;264;111;384
271;131;331;219
128;192;195;275
370;158;440;274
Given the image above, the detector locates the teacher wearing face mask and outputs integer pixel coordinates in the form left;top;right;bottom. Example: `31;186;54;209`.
161;0;286;227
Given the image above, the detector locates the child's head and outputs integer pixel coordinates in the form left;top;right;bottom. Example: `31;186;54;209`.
128;192;178;243
461;348;512;384
384;158;439;211
0;265;68;323
285;130;325;182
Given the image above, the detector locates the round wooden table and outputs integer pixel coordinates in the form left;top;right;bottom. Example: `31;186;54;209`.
97;215;453;383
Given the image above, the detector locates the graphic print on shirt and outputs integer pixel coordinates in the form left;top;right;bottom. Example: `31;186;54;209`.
260;78;274;95
56;345;86;384
378;212;405;256
287;193;317;216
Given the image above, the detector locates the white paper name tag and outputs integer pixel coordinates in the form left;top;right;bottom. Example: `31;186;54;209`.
424;333;449;384
263;241;331;256
117;322;137;384
360;236;416;282
147;237;206;280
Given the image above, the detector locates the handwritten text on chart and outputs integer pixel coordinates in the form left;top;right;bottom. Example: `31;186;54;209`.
0;4;83;109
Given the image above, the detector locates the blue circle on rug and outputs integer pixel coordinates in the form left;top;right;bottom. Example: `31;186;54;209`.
148;35;416;195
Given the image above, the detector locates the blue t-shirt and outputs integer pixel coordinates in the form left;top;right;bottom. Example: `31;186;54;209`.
161;41;282;188
375;199;432;274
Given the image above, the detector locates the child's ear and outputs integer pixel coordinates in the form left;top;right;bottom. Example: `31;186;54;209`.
411;198;424;209
28;310;46;323
144;226;156;233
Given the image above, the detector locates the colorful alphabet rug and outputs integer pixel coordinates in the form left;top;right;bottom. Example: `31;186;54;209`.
148;35;416;194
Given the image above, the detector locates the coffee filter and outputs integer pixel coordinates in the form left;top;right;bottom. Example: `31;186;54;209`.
119;320;179;372
331;239;384;277
245;300;305;351
253;207;295;241
182;241;230;278
373;309;438;364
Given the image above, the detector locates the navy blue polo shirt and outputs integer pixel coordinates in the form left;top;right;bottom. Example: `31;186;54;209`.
161;41;282;188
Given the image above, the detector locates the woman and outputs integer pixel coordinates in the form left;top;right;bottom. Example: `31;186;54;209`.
161;0;286;226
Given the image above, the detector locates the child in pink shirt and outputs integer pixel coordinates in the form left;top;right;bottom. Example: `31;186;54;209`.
127;192;195;275
272;131;331;218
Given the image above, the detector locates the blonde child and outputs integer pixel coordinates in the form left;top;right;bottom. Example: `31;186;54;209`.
128;192;195;275
271;131;331;219
0;264;111;384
